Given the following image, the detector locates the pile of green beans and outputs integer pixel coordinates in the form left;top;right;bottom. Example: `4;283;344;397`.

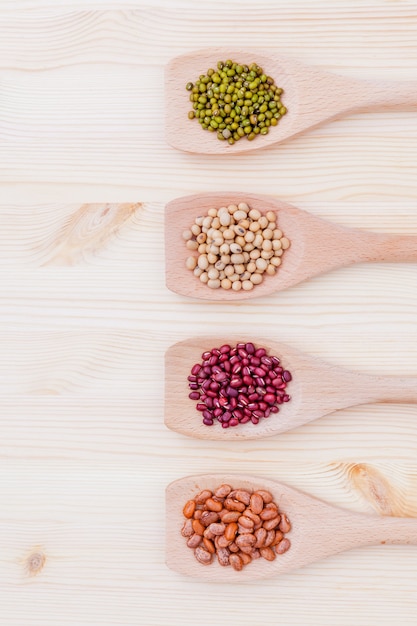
186;60;287;144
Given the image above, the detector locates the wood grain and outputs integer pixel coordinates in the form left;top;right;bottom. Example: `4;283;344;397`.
0;4;416;201
166;48;417;154
166;473;417;581
165;336;417;440
1;3;417;625
165;192;417;301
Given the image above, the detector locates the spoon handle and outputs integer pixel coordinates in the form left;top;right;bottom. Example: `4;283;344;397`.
359;79;417;110
356;373;417;405
299;359;416;418
362;232;417;263
364;516;417;546
319;508;417;558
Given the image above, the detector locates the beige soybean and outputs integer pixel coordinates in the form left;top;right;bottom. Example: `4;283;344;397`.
186;256;197;270
250;273;263;285
248;208;261;220
207;268;219;280
197;255;209;270
186;240;198;251
183;203;290;292
233;210;247;221
255;258;268;271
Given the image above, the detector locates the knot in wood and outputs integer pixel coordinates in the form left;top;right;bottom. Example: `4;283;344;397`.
26;551;46;576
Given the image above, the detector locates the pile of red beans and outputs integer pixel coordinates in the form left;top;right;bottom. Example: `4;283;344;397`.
187;342;292;427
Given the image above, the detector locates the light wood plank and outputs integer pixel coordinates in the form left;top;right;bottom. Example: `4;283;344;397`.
0;6;416;200
0;67;416;200
0;3;416;625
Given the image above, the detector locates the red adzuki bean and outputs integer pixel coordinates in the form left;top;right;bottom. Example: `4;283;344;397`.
187;342;292;428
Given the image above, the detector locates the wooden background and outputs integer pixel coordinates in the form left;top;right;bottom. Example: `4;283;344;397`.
1;1;417;624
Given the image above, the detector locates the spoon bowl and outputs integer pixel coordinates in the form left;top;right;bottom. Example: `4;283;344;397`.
165;48;417;154
165;192;417;301
165;337;417;440
166;473;417;581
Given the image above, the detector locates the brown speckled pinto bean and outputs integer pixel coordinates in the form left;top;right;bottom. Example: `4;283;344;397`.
225;522;238;542
221;511;241;523
194;545;213;565
217;547;230;567
279;514;291;533
203;537;215;554
187;533;202;549
249;493;264;515
181;518;194;537
263;515;281;531
260;547;276;561
275;538;291;554
214;484;232;498
233;489;251;505
183;500;196;519
181;483;292;572
260;503;279;520
229;554;243;571
195;489;212;504
243;508;261;525
224;498;246;512
205;498;223;512
200;511;219;526
208;522;226;535
256;489;273;504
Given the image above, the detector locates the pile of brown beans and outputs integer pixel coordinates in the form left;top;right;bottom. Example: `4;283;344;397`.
181;484;291;571
182;202;290;292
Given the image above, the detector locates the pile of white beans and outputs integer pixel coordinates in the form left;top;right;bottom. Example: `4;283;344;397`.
183;202;290;291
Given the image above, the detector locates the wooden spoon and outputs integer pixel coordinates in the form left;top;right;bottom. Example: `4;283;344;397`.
165;48;417;154
165;337;417;440
166;473;417;581
165;192;417;301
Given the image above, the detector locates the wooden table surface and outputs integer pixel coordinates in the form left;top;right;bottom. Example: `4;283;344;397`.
1;2;417;624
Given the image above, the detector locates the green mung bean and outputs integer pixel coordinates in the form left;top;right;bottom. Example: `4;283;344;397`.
186;60;287;144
